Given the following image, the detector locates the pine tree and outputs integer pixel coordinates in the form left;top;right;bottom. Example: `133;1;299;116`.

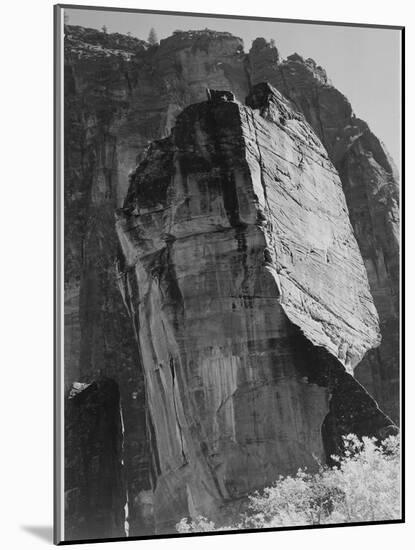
148;27;158;46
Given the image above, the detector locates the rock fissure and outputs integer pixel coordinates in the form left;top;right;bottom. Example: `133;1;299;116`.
169;357;189;466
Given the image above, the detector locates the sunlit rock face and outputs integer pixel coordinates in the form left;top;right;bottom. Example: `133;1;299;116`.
64;28;400;431
116;85;394;533
64;26;400;536
247;42;400;421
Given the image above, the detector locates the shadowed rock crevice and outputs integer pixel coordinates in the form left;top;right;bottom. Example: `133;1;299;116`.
63;26;400;539
64;378;126;540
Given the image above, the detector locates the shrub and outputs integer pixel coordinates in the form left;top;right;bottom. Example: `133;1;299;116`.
176;434;400;533
176;516;218;533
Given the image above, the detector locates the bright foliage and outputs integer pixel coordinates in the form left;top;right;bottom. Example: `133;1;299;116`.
176;435;401;533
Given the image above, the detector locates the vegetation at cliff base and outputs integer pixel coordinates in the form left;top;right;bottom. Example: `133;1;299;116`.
176;434;401;533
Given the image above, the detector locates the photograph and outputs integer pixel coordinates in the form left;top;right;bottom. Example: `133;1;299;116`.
55;4;403;544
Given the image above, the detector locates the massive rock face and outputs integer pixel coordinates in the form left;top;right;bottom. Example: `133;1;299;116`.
64;26;154;537
63;25;400;538
116;85;394;533
64;28;252;536
248;40;400;421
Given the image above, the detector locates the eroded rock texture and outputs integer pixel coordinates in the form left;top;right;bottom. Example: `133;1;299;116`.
247;42;400;421
116;86;394;532
64;27;252;536
64;26;155;537
64;25;400;537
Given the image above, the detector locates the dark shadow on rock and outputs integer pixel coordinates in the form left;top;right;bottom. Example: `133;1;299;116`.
21;525;53;543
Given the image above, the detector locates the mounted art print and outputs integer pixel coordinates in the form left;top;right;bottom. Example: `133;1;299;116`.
54;4;404;544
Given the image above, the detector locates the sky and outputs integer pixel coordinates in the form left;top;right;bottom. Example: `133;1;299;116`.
66;7;402;166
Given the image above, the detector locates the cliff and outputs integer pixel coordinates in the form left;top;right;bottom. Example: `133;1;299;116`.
248;40;400;420
64;25;252;538
63;25;400;539
116;85;394;533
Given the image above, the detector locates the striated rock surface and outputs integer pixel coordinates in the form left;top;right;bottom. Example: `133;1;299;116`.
64;378;126;540
64;28;252;535
247;42;400;421
63;25;400;536
64;26;399;423
64;26;155;536
244;83;381;368
116;86;394;532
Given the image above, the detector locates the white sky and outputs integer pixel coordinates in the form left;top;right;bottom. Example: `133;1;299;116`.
66;7;402;165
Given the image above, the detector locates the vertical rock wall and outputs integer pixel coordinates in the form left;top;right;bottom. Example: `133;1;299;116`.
248;41;400;420
116;87;394;532
64;28;250;535
63;26;400;537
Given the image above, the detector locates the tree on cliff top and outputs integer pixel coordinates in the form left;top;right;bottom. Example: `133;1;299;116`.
148;27;159;46
176;434;401;532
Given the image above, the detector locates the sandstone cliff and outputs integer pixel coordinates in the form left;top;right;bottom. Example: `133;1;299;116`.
116;85;394;533
248;40;400;420
63;25;400;539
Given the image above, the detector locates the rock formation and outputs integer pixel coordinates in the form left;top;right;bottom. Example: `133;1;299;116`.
63;25;400;539
64;379;126;540
116;84;394;533
64;26;155;538
248;41;400;421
